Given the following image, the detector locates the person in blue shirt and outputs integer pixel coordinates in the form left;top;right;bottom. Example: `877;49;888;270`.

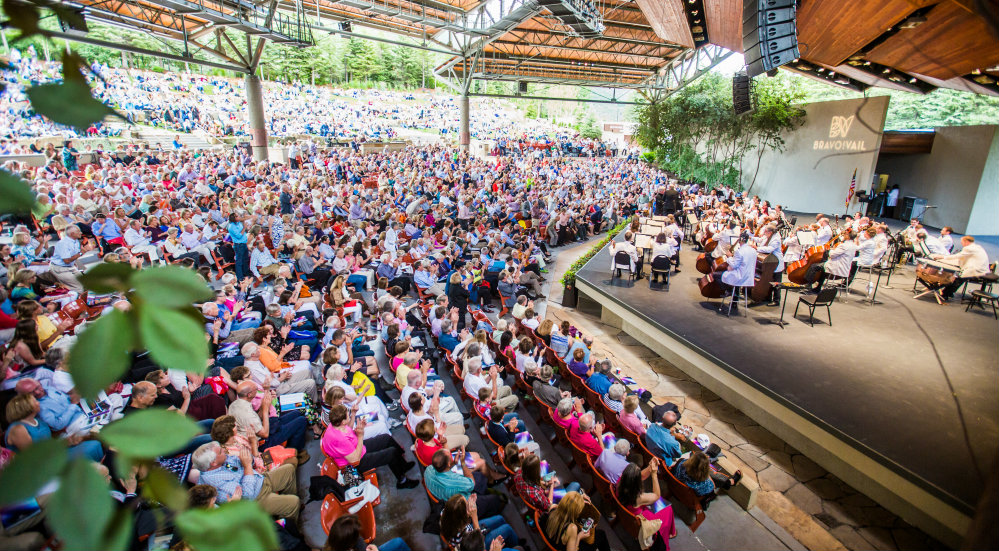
585;360;613;396
644;409;687;463
562;336;592;364
227;213;249;280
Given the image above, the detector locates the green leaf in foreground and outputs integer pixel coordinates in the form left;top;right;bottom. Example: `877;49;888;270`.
132;265;214;307
0;170;37;214
0;439;68;506
26;78;122;132
68;309;135;399
176;500;279;551
144;466;190;512
47;458;116;551
99;409;201;459
79;262;137;294
138;304;210;373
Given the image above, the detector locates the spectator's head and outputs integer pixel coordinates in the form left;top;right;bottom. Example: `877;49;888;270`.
5;393;39;422
14;378;44;399
583;336;593;347
240;341;260;360
607;384;625;402
502;443;522;471
236;381;258;402
685;451;712;482
210;415;237;445
614;438;631;457
556;397;574;419
191;442;225;471
406;369;422;388
144;369;168;389
403;351;419;368
229;365;250;384
545;491;585;542
521;453;543;486
324;515;363;551
623;394;639;414
572;347;585;362
660;409;678;428
539;364;554;382
408;392;424;414
524;359;539;377
440;495;473;544
466;357;482;375
617;462;643;507
328;404;349;427
477;386;491;404
324;386;346;407
415;418;436;443
188;485;218;509
489;404;505;423
578;412;594;433
597;359;612;375
130;381;158;408
431;449;452;473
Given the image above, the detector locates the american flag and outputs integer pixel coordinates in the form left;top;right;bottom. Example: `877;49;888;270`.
845;168;857;207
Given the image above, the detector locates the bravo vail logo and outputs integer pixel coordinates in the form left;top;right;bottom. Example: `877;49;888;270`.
813;115;866;151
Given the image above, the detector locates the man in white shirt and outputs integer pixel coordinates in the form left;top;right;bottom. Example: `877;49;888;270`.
815;218;833;246
180;222;215;263
249;239;284;278
939;227;954;253
240;342;316;400
462;358;518;412
937;236;991;300
609;231;640;277
124;219;160;262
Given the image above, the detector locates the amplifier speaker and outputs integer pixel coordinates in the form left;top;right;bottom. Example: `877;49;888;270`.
733;72;753;114
743;0;800;78
518;81;528;94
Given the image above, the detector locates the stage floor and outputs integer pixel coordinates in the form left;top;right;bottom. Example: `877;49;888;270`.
576;239;998;511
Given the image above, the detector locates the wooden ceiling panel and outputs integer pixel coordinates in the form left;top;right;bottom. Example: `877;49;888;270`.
865;1;999;80
796;0;935;67
704;0;742;53
634;0;695;48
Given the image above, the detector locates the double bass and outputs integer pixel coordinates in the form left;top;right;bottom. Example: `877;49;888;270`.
698;248;780;301
786;228;845;284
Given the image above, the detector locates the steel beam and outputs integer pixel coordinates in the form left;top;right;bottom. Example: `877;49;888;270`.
45;29;250;72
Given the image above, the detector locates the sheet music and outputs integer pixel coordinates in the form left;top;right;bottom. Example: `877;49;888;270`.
635;234;653;250
796;231;816;247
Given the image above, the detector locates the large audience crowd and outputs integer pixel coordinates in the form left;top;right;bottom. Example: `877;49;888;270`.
0;121;747;551
1;52;620;154
0;46;741;551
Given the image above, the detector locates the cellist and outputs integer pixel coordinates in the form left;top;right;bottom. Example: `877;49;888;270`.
755;224;785;306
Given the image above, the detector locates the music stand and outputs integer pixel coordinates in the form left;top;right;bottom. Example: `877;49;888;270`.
796;231;816;248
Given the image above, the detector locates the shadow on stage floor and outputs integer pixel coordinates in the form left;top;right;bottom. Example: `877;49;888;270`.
577;239;998;512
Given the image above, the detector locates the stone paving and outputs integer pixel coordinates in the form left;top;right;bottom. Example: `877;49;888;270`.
541;239;948;551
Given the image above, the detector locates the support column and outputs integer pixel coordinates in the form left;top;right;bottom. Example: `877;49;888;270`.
459;91;470;150
245;72;268;161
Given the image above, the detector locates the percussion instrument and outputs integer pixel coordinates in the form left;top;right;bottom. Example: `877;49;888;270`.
914;258;960;304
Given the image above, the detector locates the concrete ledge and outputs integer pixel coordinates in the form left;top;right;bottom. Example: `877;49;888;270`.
577;278;971;548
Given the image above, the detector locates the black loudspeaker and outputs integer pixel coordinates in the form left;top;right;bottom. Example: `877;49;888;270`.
340;21;352;33
518;81;528;94
733;72;752;114
743;0;799;78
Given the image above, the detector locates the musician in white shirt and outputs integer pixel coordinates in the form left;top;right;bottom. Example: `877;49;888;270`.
915;231;948;256
721;234;757;298
937;236;991;300
939;227;954;253
814;230;858;289
610;231;640;276
815;218;833;246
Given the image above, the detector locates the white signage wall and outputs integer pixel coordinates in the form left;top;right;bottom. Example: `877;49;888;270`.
742;96;890;216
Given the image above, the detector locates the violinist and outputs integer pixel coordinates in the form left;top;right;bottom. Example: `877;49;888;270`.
755;224;784;306
712;221;739;259
810;229;858;291
815;218;833;246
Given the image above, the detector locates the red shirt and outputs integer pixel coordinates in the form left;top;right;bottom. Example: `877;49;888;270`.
415;438;443;466
569;421;602;458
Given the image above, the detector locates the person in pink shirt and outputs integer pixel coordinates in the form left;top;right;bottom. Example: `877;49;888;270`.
568;411;604;459
320;404;419;489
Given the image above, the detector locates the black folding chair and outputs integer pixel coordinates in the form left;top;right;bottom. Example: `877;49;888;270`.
612;250;635;280
649;254;671;289
795;288;837;326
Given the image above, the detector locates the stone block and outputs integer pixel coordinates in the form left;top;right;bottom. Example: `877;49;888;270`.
704;418;749;447
758;465;797;493
791;453;826;482
785;482;823;515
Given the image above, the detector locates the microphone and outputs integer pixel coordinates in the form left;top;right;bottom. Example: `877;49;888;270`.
925;205;937;209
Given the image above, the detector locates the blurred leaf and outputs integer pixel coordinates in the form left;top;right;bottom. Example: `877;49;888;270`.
2;0;41;38
138;305;209;373
26;78;123;132
143;466;189;512
99;409;201;459
100;508;134;551
79;262;136;294
48;458;115;551
50;6;89;36
176;500;279;551
68;310;136;399
132;265;213;308
0;170;37;214
0;439;68;506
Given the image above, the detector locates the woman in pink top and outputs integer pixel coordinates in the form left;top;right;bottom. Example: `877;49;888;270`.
320;404;420;489
618;395;647;436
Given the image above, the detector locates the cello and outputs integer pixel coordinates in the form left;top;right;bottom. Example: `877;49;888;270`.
697;259;729;298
